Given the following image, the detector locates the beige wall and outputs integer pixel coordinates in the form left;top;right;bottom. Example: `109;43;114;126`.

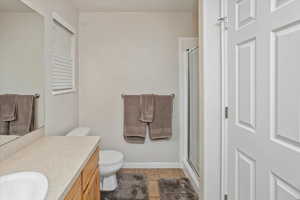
0;12;44;128
22;0;79;135
79;12;197;163
193;0;199;35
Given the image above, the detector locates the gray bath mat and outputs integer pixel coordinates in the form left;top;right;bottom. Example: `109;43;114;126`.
101;173;148;200
159;178;198;200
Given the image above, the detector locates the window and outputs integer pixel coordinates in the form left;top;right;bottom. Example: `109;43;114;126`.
51;13;76;95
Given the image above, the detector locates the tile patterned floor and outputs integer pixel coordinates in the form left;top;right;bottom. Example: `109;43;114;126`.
119;168;186;200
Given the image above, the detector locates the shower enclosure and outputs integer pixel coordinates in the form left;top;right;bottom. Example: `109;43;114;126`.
187;47;201;176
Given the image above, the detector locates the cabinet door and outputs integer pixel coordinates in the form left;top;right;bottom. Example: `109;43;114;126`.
64;175;82;200
82;148;99;191
83;169;100;200
72;191;82;200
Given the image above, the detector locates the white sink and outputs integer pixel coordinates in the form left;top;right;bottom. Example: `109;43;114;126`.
0;172;48;200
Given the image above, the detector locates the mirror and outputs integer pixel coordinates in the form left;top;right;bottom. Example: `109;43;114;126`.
0;0;44;146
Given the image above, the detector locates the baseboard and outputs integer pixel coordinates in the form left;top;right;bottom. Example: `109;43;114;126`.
123;162;181;169
182;160;201;193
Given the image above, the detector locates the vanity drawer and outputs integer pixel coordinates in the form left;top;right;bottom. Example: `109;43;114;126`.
82;147;99;191
64;175;82;200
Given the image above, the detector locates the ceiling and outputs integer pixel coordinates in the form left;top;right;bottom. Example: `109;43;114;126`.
0;0;33;12
72;0;198;12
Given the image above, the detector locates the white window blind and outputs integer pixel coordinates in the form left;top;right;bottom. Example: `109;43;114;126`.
52;55;73;91
51;13;76;95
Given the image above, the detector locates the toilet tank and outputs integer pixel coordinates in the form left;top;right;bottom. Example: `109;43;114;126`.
66;127;91;136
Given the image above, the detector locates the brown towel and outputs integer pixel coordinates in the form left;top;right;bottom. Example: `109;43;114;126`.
9;95;35;136
0;122;9;135
0;104;17;122
123;95;147;144
0;95;17;122
149;95;173;140
0;94;17;135
139;94;154;123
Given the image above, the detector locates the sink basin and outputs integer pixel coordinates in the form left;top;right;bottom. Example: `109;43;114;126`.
0;172;48;200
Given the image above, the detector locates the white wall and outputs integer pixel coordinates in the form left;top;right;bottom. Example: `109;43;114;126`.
79;12;197;163
20;0;79;135
0;12;44;128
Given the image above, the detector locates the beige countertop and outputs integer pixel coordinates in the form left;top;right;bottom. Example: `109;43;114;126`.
0;136;101;200
0;135;20;146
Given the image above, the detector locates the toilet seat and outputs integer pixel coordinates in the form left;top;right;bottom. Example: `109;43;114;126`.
100;150;124;166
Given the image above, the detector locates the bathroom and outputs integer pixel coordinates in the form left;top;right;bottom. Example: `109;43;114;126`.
0;0;201;199
2;0;300;200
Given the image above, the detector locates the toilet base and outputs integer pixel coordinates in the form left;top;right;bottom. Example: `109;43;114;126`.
100;174;118;191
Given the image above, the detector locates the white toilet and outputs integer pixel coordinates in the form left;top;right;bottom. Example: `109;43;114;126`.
66;127;124;191
99;150;124;191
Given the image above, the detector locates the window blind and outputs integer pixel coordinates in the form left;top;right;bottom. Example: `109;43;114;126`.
51;13;75;94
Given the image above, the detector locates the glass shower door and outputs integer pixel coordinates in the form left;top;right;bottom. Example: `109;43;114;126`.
187;47;200;176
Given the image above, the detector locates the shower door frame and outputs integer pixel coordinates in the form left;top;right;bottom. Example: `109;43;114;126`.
178;37;201;190
187;47;201;178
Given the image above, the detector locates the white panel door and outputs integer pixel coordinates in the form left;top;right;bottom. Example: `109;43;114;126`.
227;0;300;200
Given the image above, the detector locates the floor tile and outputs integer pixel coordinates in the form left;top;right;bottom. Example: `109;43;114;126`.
119;168;187;200
148;181;160;197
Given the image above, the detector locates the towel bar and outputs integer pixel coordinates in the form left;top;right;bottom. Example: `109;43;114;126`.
121;94;175;99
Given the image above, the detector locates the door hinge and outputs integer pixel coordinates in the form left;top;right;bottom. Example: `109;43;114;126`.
224;194;228;200
217;17;227;22
217;16;229;29
225;107;229;119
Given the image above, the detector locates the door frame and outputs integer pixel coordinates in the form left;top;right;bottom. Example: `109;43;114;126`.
200;0;227;200
220;0;228;199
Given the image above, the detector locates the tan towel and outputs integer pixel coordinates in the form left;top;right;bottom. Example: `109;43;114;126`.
9;95;35;136
0;95;17;122
0;104;17;122
0;122;9;135
139;94;154;123
0;94;16;135
123;95;147;144
149;95;173;140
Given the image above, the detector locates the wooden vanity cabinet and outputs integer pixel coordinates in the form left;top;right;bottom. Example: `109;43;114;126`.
82;148;99;191
64;148;100;200
82;169;100;200
64;176;82;200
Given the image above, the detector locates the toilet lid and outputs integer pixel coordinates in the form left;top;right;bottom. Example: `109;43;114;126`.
100;150;124;166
